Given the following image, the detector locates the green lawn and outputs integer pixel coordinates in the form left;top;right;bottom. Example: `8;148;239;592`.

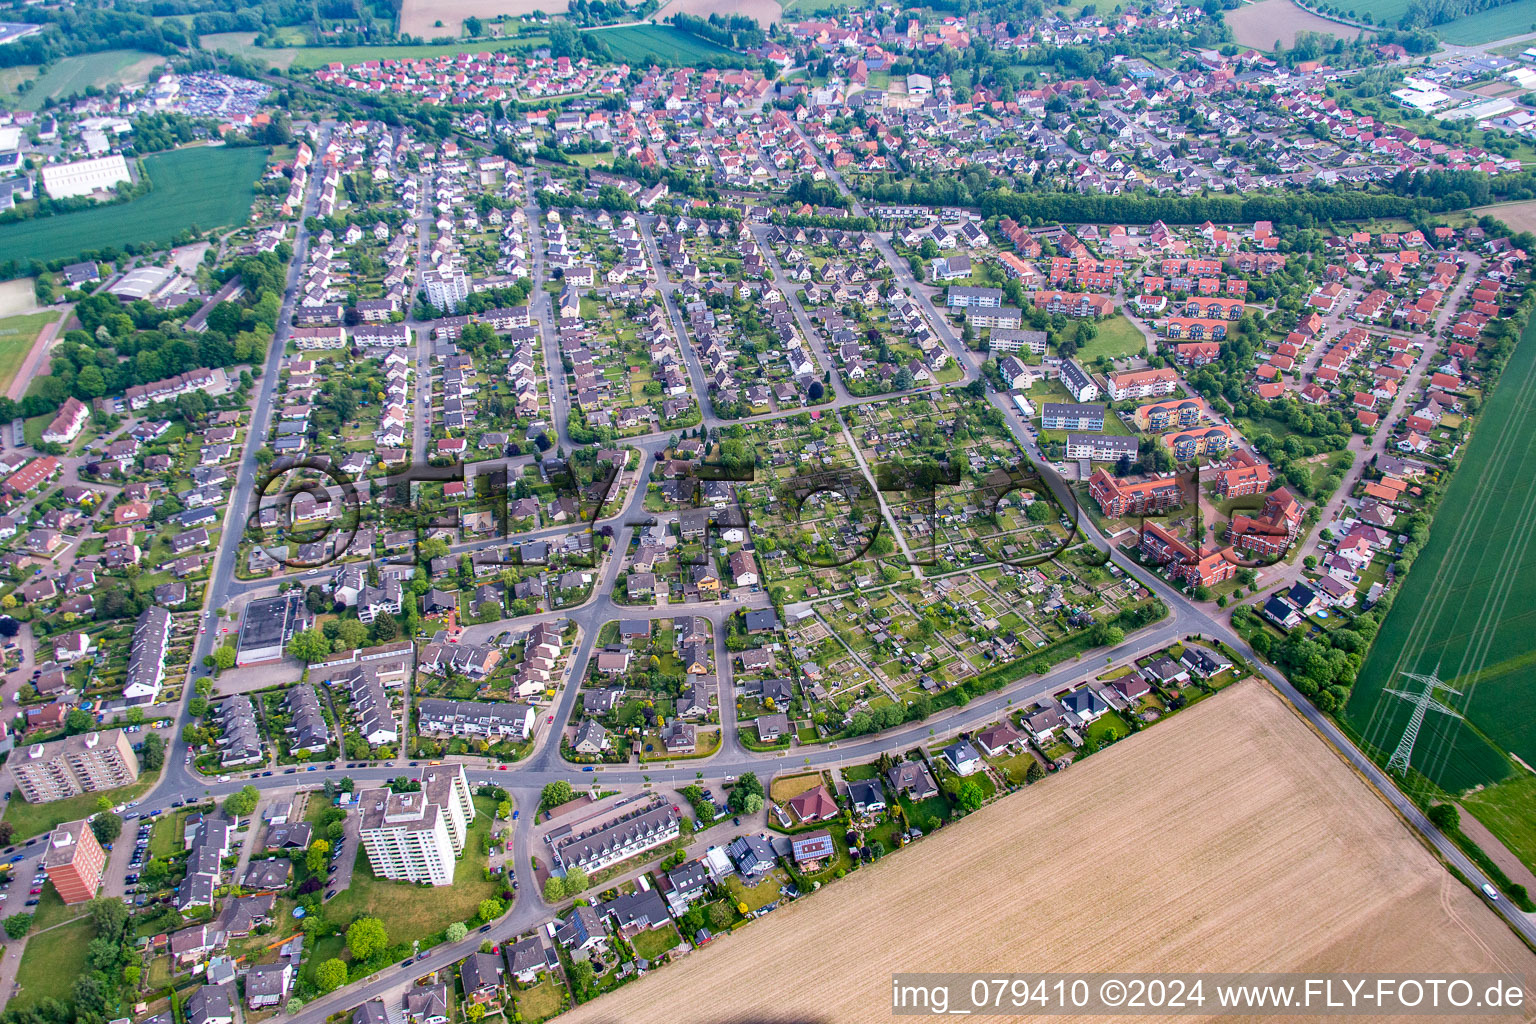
898;792;952;832
13;50;163;110
29;883;87;932
11;916;96;1009
1;146;268;265
1461;774;1536;875
1085;709;1132;746
629;921;681;961
320;795;500;947
515;977;567;1023
1073;314;1147;363
1350;0;1536;43
0;311;59;394
725;868;787;912
2;770;161;841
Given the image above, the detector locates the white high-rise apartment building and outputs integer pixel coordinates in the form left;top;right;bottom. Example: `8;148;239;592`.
356;764;476;886
421;267;468;311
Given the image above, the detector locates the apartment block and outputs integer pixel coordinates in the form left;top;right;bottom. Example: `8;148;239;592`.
357;764;476;886
9;729;140;804
42;819;105;904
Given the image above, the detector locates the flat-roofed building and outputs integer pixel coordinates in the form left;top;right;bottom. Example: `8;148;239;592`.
41;154;129;200
8;729;139;804
236;593;310;666
356;764;476;886
42;819;105;903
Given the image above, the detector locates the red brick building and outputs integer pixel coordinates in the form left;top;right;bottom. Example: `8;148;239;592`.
1139;523;1236;587
42;819;105;904
1088;470;1185;519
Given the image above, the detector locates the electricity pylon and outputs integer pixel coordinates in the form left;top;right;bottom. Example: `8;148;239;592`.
1382;670;1463;776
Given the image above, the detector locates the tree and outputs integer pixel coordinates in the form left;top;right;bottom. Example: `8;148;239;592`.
346;917;389;961
90;812;122;845
288;628;331;663
66;708;92;733
1427;803;1460;832
707;901;733;929
543;876;566;903
541;780;573;809
334;619;368;650
562;866;588;894
140;731;165;770
212;645;236;671
306;839;331;875
955;780;985;812
477;897;504;922
225;785;259;817
3;913;32;939
1025;759;1047;783
445;922;468;943
727;772;763;813
315;958;348;993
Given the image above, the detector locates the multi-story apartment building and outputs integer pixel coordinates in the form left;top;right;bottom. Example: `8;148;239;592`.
1215;450;1273;497
1107;367;1180;401
965;305;1022;330
356;766;475;886
1088;469;1185;519
421;267;469;311
1134;397;1206;433
988;329;1048;355
42;819;105;903
8;729;140;804
1140;522;1237;588
1041;403;1105;431
550;798;680;875
1059;359;1099;403
1064;434;1138;462
946;285;1003;309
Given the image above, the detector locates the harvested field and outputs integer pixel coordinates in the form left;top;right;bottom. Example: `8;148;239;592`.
1477;200;1536;235
399;0;568;38
0;278;35;318
561;680;1536;1024
15;49;167;111
655;0;783;24
1227;0;1364;49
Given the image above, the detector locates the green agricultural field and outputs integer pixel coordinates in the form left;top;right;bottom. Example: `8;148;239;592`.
0;311;60;394
583;25;737;64
1346;0;1534;43
1344;312;1536;797
14;50;166;110
0;146;267;265
1460;774;1536;874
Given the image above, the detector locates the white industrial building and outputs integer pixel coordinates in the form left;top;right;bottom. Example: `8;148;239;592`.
40;155;130;200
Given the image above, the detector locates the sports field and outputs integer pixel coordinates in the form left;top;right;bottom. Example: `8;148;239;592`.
560;681;1536;1024
0;145;267;265
584;24;738;63
1344;310;1536;795
13;49;167;110
0;312;61;395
